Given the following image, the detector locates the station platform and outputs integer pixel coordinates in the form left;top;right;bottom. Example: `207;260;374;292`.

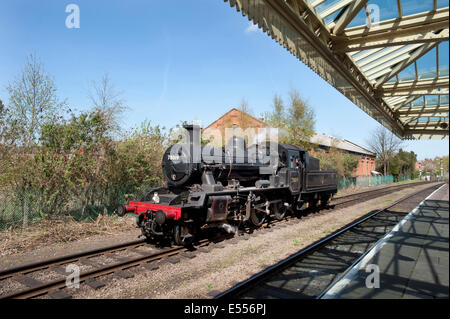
322;183;449;299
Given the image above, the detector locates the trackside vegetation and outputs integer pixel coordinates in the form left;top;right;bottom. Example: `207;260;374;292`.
0;55;166;229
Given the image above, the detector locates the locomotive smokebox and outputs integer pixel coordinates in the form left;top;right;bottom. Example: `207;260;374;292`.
162;124;273;188
162;125;202;187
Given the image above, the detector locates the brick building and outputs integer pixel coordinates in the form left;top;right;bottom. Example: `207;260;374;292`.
202;108;377;176
309;134;377;177
202;108;266;147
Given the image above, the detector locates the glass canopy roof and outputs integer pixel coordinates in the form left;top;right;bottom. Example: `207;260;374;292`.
224;0;449;139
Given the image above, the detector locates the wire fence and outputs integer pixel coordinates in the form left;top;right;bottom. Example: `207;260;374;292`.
0;184;151;230
337;175;412;190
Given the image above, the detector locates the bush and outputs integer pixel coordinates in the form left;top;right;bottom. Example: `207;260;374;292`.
0;109;167;228
312;149;359;177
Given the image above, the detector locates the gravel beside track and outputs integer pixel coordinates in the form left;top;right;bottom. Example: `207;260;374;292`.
0;181;441;299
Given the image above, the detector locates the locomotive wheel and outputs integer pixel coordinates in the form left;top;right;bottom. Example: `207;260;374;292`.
174;225;182;246
250;209;266;226
310;199;319;208
249;194;267;227
173;224;193;247
273;203;288;221
321;194;331;207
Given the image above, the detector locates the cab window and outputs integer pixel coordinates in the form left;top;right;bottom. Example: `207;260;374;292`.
288;150;300;169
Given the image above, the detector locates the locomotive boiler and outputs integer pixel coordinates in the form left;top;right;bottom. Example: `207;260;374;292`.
117;124;337;246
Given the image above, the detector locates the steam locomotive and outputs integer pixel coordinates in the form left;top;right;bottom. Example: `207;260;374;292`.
117;125;337;246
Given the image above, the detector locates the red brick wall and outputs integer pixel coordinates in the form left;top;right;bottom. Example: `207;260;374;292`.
354;155;376;177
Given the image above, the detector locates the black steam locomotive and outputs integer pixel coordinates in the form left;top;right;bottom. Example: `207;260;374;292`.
117;125;337;245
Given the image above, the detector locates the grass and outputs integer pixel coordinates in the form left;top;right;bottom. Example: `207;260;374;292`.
256;257;268;264
396;178;420;185
0;214;137;257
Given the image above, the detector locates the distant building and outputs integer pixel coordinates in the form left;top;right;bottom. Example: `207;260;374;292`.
202;108;266;146
415;161;423;171
309;134;376;177
417;157;444;177
202;108;376;176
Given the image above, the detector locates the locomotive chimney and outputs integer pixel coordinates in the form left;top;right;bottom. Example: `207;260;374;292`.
183;124;201;164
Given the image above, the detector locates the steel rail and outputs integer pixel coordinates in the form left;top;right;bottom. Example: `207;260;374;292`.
0;239;146;280
0;239;211;299
215;183;444;299
331;180;430;206
0;181;437;298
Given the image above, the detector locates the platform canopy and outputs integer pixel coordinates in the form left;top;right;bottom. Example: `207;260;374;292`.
223;0;449;140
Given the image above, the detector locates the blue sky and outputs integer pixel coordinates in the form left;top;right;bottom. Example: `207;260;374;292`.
0;0;448;160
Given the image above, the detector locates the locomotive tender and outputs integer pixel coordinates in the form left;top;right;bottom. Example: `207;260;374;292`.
117;125;337;245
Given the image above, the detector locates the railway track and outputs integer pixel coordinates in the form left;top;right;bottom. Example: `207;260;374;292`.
0;233;237;299
330;180;430;208
215;183;444;299
0;180;434;299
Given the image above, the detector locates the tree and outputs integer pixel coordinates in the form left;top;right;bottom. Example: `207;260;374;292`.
88;72;126;134
265;89;315;149
313;148;359;177
366;126;402;175
388;149;417;178
6;54;66;147
285;90;315;149
422;158;438;176
37;110;113;217
442;155;449;174
0;99;6;140
237;98;254;130
433;157;444;177
3;55;67;226
265;94;286;130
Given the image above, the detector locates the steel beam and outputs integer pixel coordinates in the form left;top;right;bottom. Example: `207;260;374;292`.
375;42;437;87
334;27;448;52
342;7;449;38
332;0;368;35
398;105;449;116
379;77;450;96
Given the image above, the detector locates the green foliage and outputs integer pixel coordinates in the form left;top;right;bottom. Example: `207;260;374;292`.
442;155;449;174
389;149;417;177
420;157;445;177
265;90;315;149
342;153;360;177
312;149;359;177
0;109;167;228
265;94;285;129
0;56;167;228
111;119;166;189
